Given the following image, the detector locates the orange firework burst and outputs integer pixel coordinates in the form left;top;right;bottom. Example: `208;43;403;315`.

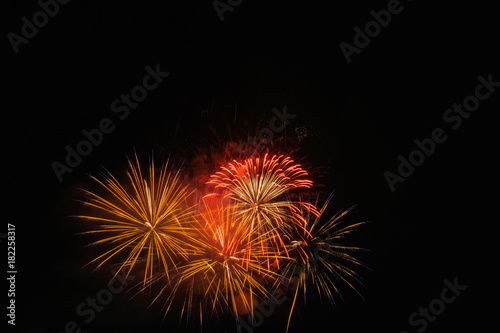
205;153;318;260
76;153;196;286
154;199;284;324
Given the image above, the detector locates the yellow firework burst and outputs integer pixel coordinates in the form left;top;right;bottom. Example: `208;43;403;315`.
76;153;196;286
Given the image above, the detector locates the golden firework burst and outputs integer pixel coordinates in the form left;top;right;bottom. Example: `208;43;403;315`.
76;153;196;286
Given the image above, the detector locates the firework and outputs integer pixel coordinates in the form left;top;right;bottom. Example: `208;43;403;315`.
154;199;285;325
282;193;367;332
76;150;368;332
204;153;318;260
76;153;196;286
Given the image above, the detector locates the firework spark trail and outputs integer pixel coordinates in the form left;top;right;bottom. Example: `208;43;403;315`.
76;153;196;286
204;154;319;263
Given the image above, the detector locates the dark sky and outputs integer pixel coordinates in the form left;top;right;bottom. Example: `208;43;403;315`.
2;1;497;332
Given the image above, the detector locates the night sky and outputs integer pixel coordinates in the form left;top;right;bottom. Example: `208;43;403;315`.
3;1;497;332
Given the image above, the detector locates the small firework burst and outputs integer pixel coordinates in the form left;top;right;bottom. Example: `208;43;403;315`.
282;193;368;331
76;153;196;286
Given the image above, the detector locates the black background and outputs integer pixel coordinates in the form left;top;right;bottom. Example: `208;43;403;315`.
2;0;497;332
